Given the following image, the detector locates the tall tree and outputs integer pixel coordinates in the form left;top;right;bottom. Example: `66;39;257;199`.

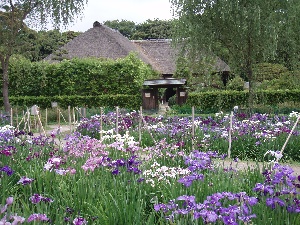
104;19;136;39
0;0;87;112
133;19;174;40
170;0;299;109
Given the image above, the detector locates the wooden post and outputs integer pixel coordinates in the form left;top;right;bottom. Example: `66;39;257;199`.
116;106;119;135
58;108;61;127
139;106;142;144
192;106;195;149
68;106;72;132
83;107;86;118
27;108;31;132
45;108;48;128
16;108;18;130
279;115;300;161
228;111;233;159
73;107;75;124
100;107;103;140
10;108;13;126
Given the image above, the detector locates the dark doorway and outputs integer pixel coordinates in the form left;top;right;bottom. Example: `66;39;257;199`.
165;87;176;102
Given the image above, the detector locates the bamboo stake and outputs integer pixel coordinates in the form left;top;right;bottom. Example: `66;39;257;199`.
58;108;61;127
192;106;195;149
139;106;142;145
83;107;86;117
17;111;27;131
36;107;46;135
279;115;300;161
16;108;19;130
45;108;48;128
27;108;31;132
10;108;13;126
228;111;233;159
116;106;119;135
68;106;72;132
100;107;103;140
73;107;75;124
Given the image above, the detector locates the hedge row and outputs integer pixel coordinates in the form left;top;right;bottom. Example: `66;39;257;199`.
186;90;300;111
5;90;300;112
8;54;156;96
7;95;142;110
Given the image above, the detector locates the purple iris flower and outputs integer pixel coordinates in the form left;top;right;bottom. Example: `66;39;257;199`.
73;217;88;225
29;194;54;204
112;169;120;175
27;213;49;222
222;215;238;225
0;165;14;176
17;176;34;185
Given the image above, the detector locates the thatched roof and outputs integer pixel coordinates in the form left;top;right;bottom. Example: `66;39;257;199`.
44;22;230;75
44;22;151;64
133;39;177;74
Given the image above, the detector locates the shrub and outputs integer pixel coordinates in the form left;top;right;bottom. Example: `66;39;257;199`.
226;75;245;91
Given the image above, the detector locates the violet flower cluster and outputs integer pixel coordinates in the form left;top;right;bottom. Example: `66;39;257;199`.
178;150;221;187
64;206;92;224
29;194;54;204
0;165;14;176
154;192;258;224
0;197;25;224
253;163;300;213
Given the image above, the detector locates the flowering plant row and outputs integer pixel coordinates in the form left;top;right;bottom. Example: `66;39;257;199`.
0;111;299;224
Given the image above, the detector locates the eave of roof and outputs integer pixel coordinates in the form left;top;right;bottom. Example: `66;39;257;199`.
143;78;187;87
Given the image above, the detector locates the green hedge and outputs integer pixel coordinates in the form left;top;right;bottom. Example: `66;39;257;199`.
7;94;142;110
8;53;156;96
186;90;300;111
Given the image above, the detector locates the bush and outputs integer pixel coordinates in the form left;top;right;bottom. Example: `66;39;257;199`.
226;75;245;91
253;63;289;82
6;94;142;110
8;53;156;97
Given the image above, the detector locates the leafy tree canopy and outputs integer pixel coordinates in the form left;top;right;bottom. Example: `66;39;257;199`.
0;0;88;112
170;0;300;108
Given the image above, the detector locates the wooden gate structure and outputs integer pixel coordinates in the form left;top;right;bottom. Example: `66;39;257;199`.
142;78;187;111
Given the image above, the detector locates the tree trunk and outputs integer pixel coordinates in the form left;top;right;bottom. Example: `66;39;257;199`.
1;56;11;113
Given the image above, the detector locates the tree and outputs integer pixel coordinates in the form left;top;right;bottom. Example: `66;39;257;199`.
170;0;300;109
104;19;136;39
103;19;174;40
0;0;87;112
132;19;174;40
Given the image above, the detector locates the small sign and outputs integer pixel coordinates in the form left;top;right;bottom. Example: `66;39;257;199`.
31;105;39;115
180;92;186;97
51;102;58;108
145;93;151;98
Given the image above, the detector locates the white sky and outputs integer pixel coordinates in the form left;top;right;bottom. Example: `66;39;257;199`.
61;0;175;32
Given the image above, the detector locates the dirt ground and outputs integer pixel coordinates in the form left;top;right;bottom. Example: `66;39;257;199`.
215;159;300;177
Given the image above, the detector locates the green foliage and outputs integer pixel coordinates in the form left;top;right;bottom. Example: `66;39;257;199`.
104;19;136;39
253;63;289;82
171;0;300;108
226;76;245;91
133;19;174;40
0;0;88;112
167;95;176;107
186;90;300;112
7;95;142;110
8;53;156;96
257;71;300;91
104;19;174;40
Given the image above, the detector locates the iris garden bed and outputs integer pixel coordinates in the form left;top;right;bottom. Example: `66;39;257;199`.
0;110;299;224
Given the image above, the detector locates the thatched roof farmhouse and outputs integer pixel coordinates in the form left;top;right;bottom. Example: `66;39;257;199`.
45;21;230;76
